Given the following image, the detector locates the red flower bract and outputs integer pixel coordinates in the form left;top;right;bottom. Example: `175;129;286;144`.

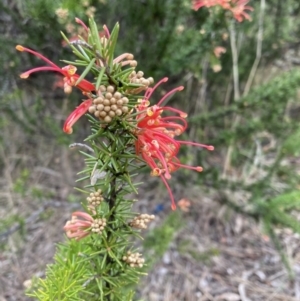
134;78;214;210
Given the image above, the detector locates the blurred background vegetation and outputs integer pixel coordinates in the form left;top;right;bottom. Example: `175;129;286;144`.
2;0;300;299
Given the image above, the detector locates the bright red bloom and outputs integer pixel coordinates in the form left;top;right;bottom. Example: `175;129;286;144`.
229;0;253;22
134;78;214;210
192;0;253;22
63;211;94;240
192;0;226;10
16;45;95;93
63;99;93;134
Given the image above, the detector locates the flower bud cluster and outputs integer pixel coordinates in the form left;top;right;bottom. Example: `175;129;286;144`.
122;251;145;268
130;71;154;86
91;218;107;234
127;71;154;94
87;189;104;207
129;214;155;229
88;85;129;123
115;53;137;67
100;37;137;66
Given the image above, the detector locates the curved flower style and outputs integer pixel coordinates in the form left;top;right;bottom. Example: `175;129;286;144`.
134;78;214;210
64;211;94;240
16;45;95;93
75;17;89;32
192;0;253;22
63;99;93;134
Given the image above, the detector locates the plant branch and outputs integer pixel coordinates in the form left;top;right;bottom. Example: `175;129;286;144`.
229;21;240;101
243;0;266;96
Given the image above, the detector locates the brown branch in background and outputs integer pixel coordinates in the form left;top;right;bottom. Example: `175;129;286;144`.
243;0;266;96
222;0;266;178
189;56;209;144
222;21;241;177
229;21;241;102
224;74;233;106
69;143;95;153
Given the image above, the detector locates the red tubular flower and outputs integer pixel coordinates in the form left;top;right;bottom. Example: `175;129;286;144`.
192;0;253;22
134;78;214;210
192;0;230;10
229;0;253;22
63;211;94;240
16;45;95;93
63;99;93;134
192;0;218;10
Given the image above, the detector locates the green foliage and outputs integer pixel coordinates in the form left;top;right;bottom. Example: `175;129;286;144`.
198;67;300;273
282;126;300;156
27;240;91;301
192;68;300;138
13;169;30;196
0;215;25;243
143;211;184;267
255;191;300;235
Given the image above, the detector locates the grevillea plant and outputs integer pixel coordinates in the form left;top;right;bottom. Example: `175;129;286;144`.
17;18;213;300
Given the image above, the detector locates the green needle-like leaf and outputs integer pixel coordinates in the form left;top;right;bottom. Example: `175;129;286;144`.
75;58;96;86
